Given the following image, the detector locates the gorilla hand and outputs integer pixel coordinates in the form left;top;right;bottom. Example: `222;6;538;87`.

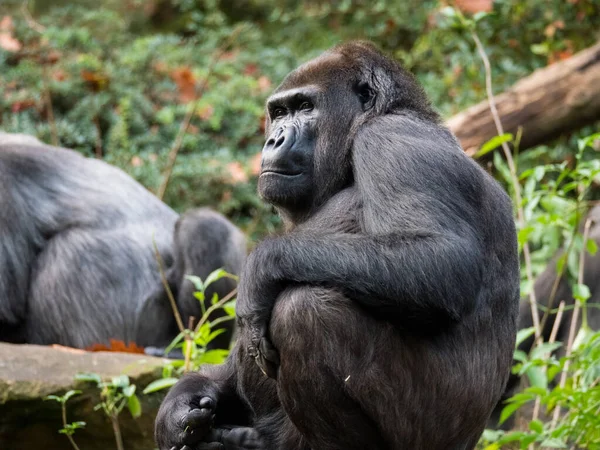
155;373;218;450
236;241;282;379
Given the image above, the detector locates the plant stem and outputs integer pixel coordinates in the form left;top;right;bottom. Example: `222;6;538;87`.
111;414;124;450
61;402;82;450
153;239;186;333
552;218;594;426
194;288;237;334
469;30;541;343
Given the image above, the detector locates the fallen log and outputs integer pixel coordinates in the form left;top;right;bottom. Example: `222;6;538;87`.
447;41;600;157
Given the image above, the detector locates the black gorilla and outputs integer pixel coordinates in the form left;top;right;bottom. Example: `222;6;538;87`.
0;138;244;350
137;208;246;351
155;41;520;450
490;205;600;428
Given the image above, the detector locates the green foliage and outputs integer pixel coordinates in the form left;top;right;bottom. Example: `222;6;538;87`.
75;373;142;419
143;268;237;394
45;390;85;450
1;0;598;240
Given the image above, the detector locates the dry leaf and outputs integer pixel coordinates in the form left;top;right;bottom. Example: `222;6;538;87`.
171;66;197;103
455;0;493;13
226;161;248;183
0;16;22;52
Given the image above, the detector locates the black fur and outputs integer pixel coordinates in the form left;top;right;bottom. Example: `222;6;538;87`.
0;139;244;350
155;41;520;450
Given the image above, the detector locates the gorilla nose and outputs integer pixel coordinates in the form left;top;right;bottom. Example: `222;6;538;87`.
264;126;295;152
261;127;303;175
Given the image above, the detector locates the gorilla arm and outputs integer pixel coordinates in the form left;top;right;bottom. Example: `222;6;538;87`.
237;115;485;351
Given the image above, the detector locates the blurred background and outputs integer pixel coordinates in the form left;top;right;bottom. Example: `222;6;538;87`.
1;0;598;242
1;2;600;448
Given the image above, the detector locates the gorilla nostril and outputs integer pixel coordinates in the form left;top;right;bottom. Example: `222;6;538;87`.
266;138;276;147
274;136;285;148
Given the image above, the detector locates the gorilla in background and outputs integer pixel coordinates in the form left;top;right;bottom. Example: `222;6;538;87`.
155;41;520;450
490;205;600;428
0;138;245;351
137;208;247;351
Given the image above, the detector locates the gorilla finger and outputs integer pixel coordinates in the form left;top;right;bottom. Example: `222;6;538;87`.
199;397;215;410
184;406;214;429
222;427;264;449
197;444;225;450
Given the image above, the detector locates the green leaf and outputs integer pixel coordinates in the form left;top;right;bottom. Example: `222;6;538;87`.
573;325;594;351
515;327;536;347
142;377;179;394
127;394;142;418
186;275;204;292
573;283;591;303
122;385;136;398
539;438;567;448
475;133;513;158
75;373;102;385
63;390;82;401
499;402;523;424
525;366;547;389
528;419;543;433
204;268;237;289
587;238;599;256
111;375;130;389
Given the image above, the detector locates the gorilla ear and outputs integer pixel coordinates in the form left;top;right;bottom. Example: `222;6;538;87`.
355;82;376;111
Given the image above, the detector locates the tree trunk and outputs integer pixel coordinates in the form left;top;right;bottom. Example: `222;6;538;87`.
447;41;600;157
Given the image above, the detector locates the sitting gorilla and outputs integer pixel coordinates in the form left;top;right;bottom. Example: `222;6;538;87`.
155;42;519;450
0;137;245;351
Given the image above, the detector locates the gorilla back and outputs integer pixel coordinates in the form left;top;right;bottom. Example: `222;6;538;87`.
0;141;244;350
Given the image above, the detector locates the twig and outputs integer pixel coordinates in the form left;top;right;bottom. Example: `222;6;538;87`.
469;30;541;342
152;239;185;333
184;316;195;373
21;0;45;33
157;26;246;200
110;414;124;450
548;301;566;344
60;402;82;450
551;218;594;426
42;65;59;146
93;116;103;158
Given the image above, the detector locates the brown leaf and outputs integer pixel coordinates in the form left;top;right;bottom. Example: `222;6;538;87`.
455;0;493;13
226;161;248;184
258;76;272;94
86;339;145;354
131;155;143;167
171;67;197;103
81;70;109;91
244;63;259;76
250;152;262;176
0;16;21;52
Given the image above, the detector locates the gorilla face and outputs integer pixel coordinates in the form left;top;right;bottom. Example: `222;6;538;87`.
257;43;434;225
258;55;371;220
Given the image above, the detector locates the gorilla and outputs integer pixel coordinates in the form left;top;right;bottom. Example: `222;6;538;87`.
0;138;245;351
155;41;520;450
490;205;600;428
137;208;246;351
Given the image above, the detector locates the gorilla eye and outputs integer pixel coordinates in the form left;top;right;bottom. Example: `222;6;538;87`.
299;101;313;111
273;108;286;119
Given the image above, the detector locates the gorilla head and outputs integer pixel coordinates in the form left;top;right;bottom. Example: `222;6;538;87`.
258;42;438;222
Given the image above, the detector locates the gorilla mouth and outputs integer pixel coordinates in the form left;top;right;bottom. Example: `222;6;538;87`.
260;170;303;177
